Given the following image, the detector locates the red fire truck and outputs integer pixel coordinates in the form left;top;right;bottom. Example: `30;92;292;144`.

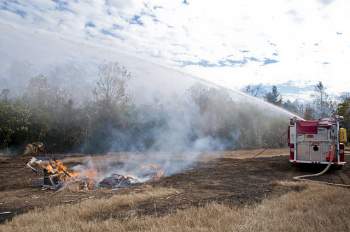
288;116;347;167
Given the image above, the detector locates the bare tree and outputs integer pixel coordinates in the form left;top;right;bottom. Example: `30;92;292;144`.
312;81;335;118
0;89;10;102
24;75;51;108
304;104;315;120
243;84;264;97
340;92;350;101
93;62;131;106
314;81;326;115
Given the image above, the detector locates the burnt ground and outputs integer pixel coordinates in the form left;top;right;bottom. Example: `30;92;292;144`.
1;148;350;223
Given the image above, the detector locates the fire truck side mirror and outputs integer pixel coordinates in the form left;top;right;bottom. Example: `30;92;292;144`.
340;128;347;144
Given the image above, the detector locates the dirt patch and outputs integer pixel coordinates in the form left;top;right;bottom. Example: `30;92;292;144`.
1;149;350;223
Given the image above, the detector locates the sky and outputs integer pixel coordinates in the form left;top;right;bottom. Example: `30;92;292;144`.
0;0;349;98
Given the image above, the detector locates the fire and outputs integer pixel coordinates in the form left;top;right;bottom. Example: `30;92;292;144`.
153;168;165;181
140;163;165;181
76;168;98;190
27;157;166;191
41;159;80;182
27;157;96;190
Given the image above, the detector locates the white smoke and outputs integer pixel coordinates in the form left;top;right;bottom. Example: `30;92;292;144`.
0;21;297;179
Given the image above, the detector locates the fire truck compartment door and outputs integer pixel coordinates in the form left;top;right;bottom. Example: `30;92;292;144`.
297;142;310;161
297;141;329;162
310;142;329;162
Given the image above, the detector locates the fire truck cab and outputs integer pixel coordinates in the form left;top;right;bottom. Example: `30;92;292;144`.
288;116;347;166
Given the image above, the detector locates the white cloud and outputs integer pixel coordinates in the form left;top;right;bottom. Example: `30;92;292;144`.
0;0;349;95
318;0;336;5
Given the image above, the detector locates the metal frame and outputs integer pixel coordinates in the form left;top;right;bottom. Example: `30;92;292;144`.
289;160;346;165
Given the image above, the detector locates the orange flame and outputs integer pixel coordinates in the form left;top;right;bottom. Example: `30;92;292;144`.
41;159;90;187
140;163;165;181
37;159;164;191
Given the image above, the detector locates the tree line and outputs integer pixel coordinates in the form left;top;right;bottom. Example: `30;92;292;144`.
0;62;289;154
243;82;350;141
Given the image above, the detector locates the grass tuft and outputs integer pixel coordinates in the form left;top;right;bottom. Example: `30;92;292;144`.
2;183;350;232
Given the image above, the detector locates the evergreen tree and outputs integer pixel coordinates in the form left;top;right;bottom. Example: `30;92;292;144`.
265;86;282;106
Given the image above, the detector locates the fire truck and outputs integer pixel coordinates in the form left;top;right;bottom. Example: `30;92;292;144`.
288;116;347;167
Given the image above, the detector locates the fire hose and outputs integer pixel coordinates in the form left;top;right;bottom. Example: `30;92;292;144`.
293;146;350;188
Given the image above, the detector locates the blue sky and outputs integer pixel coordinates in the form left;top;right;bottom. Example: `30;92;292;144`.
0;0;349;97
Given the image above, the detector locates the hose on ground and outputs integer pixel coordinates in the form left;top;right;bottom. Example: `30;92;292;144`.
293;148;350;188
253;148;268;158
293;167;350;188
293;161;332;181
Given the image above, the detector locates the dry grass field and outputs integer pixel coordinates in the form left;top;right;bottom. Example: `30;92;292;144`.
1;149;350;232
1;182;350;232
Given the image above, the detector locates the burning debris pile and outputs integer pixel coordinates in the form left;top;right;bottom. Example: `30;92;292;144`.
26;157;165;191
99;174;138;188
27;157;77;190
